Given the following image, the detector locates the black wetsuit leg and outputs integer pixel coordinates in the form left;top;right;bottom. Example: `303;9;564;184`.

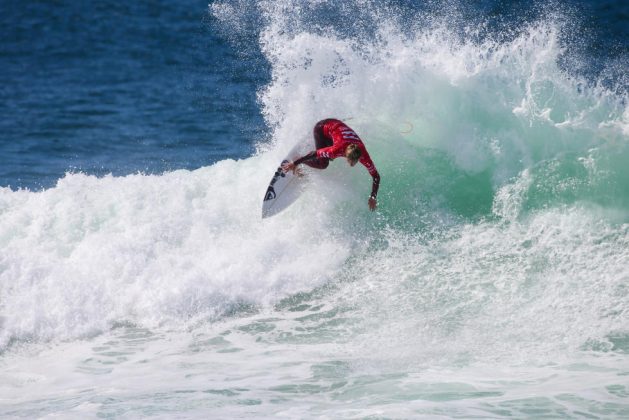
304;119;334;169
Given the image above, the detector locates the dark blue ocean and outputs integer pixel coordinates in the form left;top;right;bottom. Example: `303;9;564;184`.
1;1;628;418
1;0;269;189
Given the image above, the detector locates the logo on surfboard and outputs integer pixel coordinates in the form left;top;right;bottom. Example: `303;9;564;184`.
264;187;276;201
263;161;288;201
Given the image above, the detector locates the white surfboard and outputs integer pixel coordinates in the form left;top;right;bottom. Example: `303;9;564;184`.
261;143;310;218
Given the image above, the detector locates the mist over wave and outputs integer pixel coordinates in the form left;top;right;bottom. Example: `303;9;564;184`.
1;0;627;366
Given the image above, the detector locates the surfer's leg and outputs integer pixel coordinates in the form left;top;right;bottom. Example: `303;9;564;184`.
313;120;334;149
304;120;333;169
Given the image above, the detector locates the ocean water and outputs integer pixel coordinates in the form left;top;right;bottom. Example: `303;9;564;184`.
1;0;628;418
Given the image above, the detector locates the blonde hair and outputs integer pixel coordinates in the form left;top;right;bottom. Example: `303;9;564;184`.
346;144;362;162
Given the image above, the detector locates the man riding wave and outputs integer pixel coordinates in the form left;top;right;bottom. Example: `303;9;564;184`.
282;119;381;211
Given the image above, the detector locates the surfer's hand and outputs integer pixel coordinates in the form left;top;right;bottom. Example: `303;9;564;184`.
281;161;295;174
368;197;377;211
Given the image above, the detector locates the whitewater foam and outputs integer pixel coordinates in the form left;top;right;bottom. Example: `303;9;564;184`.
0;159;354;349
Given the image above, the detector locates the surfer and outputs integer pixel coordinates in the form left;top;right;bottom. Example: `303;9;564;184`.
282;119;380;211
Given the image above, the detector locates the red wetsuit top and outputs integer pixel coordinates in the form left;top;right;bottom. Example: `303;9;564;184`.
295;119;380;199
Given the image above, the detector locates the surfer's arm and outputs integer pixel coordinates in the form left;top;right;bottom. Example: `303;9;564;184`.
366;171;380;211
359;151;380;211
359;154;380;198
282;151;317;174
370;170;380;199
293;151;318;166
293;144;339;164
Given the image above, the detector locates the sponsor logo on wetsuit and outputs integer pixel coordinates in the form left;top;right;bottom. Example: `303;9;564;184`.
341;128;360;141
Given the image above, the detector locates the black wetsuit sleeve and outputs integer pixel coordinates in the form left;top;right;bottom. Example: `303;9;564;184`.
370;171;380;199
293;151;317;166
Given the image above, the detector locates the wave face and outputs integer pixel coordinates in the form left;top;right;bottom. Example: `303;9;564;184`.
1;0;628;383
215;0;629;361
